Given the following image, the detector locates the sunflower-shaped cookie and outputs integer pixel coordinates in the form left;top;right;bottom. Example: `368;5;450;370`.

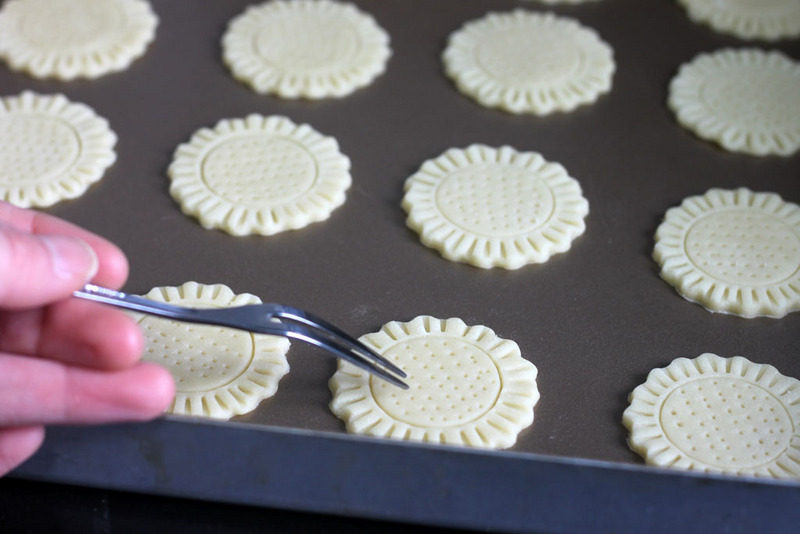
624;353;800;478
677;0;800;41
168;114;351;236
402;145;588;269
0;91;116;208
135;282;291;420
330;316;539;449
669;48;800;156
222;0;391;99
654;188;800;318
442;10;614;115
0;0;157;80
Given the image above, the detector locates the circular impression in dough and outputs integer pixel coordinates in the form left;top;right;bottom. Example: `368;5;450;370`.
402;144;589;269
135;282;291;420
222;0;391;99
0;0;157;80
668;48;800;157
168;114;352;236
442;10;614;115
677;0;800;41
653;188;800;319
623;353;800;478
0;91;116;208
329;315;539;449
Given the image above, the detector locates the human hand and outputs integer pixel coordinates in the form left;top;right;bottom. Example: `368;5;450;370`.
0;202;174;476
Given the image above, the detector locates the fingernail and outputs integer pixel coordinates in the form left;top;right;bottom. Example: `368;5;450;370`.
41;236;99;282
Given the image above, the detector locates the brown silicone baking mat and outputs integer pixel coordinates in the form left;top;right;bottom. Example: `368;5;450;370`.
3;0;798;469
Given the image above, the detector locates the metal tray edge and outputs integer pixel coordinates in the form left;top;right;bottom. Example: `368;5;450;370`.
12;418;800;533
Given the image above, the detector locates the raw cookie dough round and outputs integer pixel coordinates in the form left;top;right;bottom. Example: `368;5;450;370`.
442;10;614;115
668;48;800;157
653;188;800;319
0;0;157;80
677;0;800;41
135;282;291;420
623;353;800;479
222;0;391;99
168;114;351;236
329;315;539;449
0;91;116;208
402;144;589;269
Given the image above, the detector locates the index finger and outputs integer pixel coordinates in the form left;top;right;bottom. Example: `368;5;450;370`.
0;354;174;426
0;202;128;289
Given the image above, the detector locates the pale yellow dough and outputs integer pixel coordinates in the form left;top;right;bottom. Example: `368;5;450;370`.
653;188;800;319
135;282;291;420
222;0;391;99
677;0;800;41
168;114;351;236
669;48;800;157
624;353;800;479
0;91;116;208
442;10;614;115
0;0;157;80
402;145;589;269
330;315;539;449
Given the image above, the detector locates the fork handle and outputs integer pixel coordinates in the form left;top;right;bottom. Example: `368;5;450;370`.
74;284;196;321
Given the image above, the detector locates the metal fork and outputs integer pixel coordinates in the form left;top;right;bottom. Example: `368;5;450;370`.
73;284;408;389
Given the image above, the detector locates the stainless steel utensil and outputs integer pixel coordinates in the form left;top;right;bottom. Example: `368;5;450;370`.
74;283;408;389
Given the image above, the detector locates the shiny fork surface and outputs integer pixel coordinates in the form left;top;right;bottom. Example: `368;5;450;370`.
74;284;408;389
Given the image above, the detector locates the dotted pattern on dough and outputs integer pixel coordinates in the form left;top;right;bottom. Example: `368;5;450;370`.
0;91;116;208
694;59;800;133
253;12;359;74
474;26;581;87
222;0;390;99
329;316;539;449
669;49;800;156
370;337;502;427
141;317;255;393
0;0;157;80
15;0;125;52
661;377;793;470
0;116;79;185
435;164;554;237
168;114;351;236
201;135;317;207
677;0;800;41
442;11;614;115
136;282;291;420
685;210;800;286
623;354;800;478
403;145;588;269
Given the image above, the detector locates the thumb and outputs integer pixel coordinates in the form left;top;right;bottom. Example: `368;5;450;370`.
0;224;98;309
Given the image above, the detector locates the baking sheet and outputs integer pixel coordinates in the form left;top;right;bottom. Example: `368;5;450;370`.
5;0;800;530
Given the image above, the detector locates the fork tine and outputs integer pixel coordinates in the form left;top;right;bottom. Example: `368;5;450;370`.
269;306;407;379
279;323;409;389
